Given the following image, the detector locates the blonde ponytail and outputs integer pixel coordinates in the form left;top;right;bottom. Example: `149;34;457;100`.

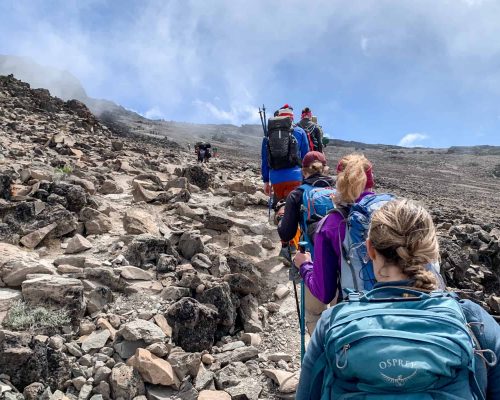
336;154;371;204
369;199;439;291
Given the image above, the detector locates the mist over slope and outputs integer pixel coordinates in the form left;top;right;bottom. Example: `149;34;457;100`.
2;54;500;155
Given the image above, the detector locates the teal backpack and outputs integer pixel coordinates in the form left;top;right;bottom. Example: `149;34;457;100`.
303;287;489;400
299;181;336;258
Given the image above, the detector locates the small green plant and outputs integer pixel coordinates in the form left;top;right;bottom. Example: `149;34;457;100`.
55;164;73;175
3;301;71;331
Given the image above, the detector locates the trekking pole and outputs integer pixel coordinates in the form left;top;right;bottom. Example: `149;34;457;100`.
298;241;308;364
258;106;267;137
262;104;267;133
287;244;302;321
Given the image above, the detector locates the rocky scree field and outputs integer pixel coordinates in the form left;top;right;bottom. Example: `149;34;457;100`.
0;74;499;400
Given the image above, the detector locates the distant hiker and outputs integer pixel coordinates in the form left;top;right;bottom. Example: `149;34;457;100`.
187;143;191;152
213;146;218;158
195;142;212;163
297;107;324;152
261;104;310;204
297;199;500;399
293;154;397;332
204;146;212;163
277;151;335;334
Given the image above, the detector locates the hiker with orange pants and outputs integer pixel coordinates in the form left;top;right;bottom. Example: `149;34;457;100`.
261;104;309;212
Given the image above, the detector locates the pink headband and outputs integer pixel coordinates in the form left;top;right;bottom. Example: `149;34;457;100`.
336;160;374;189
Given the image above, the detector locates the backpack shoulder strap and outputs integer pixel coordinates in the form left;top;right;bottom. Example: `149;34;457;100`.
306;352;328;399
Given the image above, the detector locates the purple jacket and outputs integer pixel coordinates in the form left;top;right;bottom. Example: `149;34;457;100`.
299;191;375;304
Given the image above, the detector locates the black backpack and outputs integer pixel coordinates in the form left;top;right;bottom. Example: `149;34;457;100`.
266;116;300;170
298;119;321;151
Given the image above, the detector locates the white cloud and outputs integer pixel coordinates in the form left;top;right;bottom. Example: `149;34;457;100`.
398;133;429;147
194;100;260;125
2;0;500;144
143;106;164;120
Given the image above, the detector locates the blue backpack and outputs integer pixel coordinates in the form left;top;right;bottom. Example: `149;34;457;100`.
303;287;486;400
335;193;395;295
299;181;336;258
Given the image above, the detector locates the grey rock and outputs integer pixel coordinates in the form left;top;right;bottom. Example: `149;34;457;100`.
166;298;218;352
65;234;92;254
22;275;85;322
196;282;235;330
167;351;201;381
81;330;111;353
23;382;45;400
78;383;93;400
203;210;234;232
214;346;259;367
178;231;204;260
223;273;259;296
124;235;179;268
161;286;191;302
99;180;123;195
66;342;83;358
87;286;113;314
224;378;262;400
181;165;212;190
156;254;178;273
117;319;166;344
239;294;263;333
94;366;112;385
194;364;214;391
114;340;147;359
110;365;145;400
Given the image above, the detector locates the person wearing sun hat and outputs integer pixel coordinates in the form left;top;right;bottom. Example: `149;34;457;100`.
261;104;310;204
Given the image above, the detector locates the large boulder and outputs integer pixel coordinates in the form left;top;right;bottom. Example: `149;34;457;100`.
239;294;263;333
110;364;145;400
49;182;87;212
65;234;92;254
80;207;112;235
203;209;234;232
21;276;85;322
127;348;179;387
223;273;259;296
182;165;212;190
166;298;218;352
0;330;71;391
124;234;179;268
196;282;236;331
123;208;159;235
117;319;166;344
21;204;79;240
19;222;58;249
178;231;204;260
0;288;22;311
99;179;124;195
86;286;114;314
0;243;56;287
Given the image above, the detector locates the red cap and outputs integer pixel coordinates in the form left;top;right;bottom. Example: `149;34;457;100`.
302;151;327;168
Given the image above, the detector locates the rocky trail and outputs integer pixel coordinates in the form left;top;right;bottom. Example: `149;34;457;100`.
0;75;305;400
0;74;499;400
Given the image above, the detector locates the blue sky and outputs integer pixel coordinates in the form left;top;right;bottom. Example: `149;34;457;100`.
1;0;500;147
